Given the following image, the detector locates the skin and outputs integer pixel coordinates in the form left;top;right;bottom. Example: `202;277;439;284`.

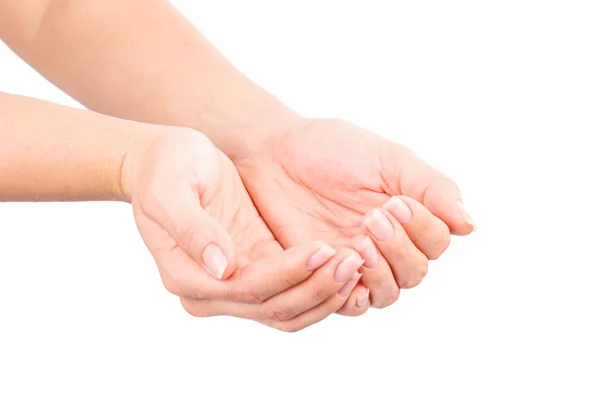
236;118;473;313
0;92;364;332
0;1;476;321
125;129;366;331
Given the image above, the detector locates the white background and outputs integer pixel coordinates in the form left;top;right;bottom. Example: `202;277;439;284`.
1;1;599;407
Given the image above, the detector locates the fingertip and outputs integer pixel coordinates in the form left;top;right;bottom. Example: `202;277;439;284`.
456;200;477;234
335;246;364;264
338;271;362;296
220;255;237;280
356;287;370;308
336;283;370;317
422;183;476;235
353;235;379;269
442;200;476;236
362;208;394;242
382;195;413;224
306;242;337;271
202;243;230;280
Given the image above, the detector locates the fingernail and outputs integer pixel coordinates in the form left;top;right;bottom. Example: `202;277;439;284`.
338;272;361;297
383;196;412;224
202;243;228;279
357;288;370;307
306;245;336;271
334;255;364;283
364;209;393;241
457;201;477;231
357;237;379;268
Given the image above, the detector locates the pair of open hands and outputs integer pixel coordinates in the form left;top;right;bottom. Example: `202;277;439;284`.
121;118;475;332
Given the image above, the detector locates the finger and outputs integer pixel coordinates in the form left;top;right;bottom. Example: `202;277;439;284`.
404;159;475;235
383;196;451;260
384;147;476;235
258;248;364;321
336;283;371;316
264;271;363;332
181;249;365;330
421;175;476;236
134;210;227;298
362;208;429;289
226;241;339;303
183;272;362;332
139;181;236;280
351;235;400;308
162;240;337;301
183;248;363;320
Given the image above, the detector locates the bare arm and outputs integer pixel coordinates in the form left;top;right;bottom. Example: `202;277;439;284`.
0;91;151;201
0;0;297;162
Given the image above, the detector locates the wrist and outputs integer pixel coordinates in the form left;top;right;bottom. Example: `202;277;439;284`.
117;125;163;203
208;106;304;163
192;75;305;162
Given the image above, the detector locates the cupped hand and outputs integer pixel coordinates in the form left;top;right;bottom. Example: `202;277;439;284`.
235;118;476;313
120;127;364;332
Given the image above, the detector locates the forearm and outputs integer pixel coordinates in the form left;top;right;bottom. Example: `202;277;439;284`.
0;92;150;202
0;0;298;162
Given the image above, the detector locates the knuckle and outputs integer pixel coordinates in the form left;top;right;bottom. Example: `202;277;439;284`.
401;259;429;289
309;285;330;304
227;287;264;304
263;305;295;322
395;239;412;259
427;227;451;260
176;222;202;251
283;274;300;288
371;287;401;308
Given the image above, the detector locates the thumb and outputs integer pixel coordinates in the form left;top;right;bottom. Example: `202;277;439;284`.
145;184;237;280
421;175;476;236
392;149;476;235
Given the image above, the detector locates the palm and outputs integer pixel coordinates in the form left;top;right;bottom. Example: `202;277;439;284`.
237;119;414;249
198;153;280;266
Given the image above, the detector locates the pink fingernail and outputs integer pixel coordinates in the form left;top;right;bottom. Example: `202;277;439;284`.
383;196;413;224
364;209;393;241
202;243;228;279
334;255;364;283
338;272;361;297
357;288;370;308
306;245;336;271
457;201;477;231
357;236;379;269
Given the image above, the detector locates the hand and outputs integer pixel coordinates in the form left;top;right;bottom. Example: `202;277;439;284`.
235;118;476;314
121;127;364;332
